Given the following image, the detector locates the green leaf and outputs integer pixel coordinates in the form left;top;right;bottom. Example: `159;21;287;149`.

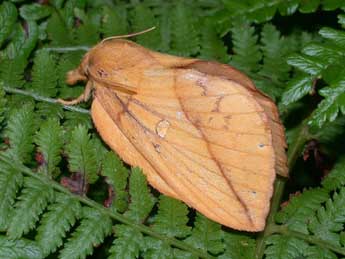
230;20;261;73
30;50;58;97
299;0;320;13
305;246;337;259
0;235;43;259
322;156;345;191
101;151;129;212
171;2;200;56
302;43;344;64
108;225;143;259
275;188;329;234
281;75;314;105
35;193;82;256
35;118;64;177
59;207;112;259
152;196;190;238
130;4;161;50
46;12;72;45
219;232;255;259
319;27;345;47
7;177;55;239
19;3;52;21
264;235;309;259
199;21;229;62
308;83;345;128
287;54;325;75
0;56;27;88
309;188;345;246
66;125;99;184
143;237;197;259
0;83;7;126
0;162;23;230
101;5;128;37
0;2;17;47
186;213;224;255
124;167;156;223
259;24;291;81
4;103;37;163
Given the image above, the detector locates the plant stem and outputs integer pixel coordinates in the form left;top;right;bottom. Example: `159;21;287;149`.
3;87;89;114
44;46;90;52
0;155;213;259
255;178;286;259
255;123;311;259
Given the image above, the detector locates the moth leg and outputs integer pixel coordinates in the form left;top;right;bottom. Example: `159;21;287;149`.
57;81;93;105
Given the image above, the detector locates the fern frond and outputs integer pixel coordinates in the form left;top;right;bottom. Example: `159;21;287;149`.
35;193;82;256
4;104;37;163
199;21;229;63
0;56;27;88
171;2;200;56
19;3;52;21
0;2;17;47
0;162;23;230
322;157;345;191
230;20;261;73
152;196;190;238
30;50;58;97
143;237;196;259
304;246;337;259
264;234;309;259
130;4;161;50
309;188;345;246
73;9;100;45
308;83;345;128
59;207;112;259
46;12;73;45
7;177;55;239
281;75;314;106
66;125;98;184
155;3;171;52
35;102;64;121
101;151;129;212
259;24;291;82
0;235;43;259
20;21;39;60
63;111;92;131
108;225;144;259
219;232;255;259
0;84;7;126
275;188;329;233
287;54;326;75
124;167;156;223
186;213;224;255
34;118;64;177
101;5;129;37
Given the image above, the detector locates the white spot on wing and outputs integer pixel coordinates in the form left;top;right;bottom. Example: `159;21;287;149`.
155;119;170;138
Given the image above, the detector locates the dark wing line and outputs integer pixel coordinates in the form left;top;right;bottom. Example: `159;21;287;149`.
172;73;255;227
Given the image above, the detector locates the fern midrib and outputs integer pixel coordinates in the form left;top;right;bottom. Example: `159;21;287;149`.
0;153;214;259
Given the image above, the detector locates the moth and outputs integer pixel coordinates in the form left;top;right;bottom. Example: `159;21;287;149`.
60;35;288;231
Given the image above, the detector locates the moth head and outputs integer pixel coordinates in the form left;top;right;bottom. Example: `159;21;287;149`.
66;52;91;85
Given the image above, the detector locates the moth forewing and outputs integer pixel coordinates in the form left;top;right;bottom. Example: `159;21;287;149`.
61;39;288;231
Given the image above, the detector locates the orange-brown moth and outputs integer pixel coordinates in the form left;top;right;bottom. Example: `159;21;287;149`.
60;35;288;231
